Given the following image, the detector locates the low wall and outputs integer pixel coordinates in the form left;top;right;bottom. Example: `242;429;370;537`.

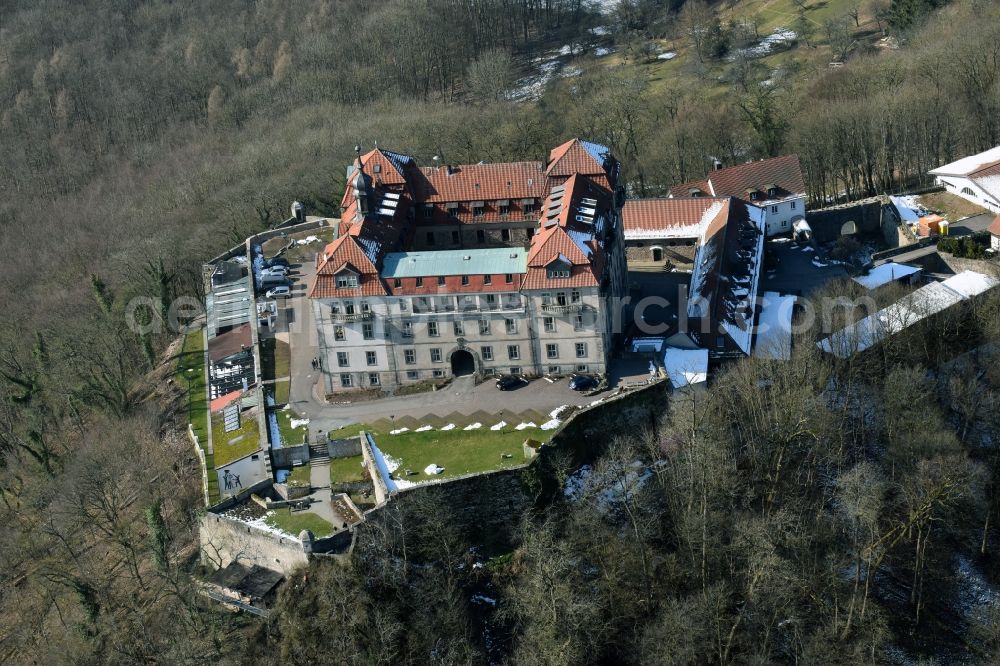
271;444;310;469
937;254;1000;277
188;425;211;507
328;437;362;458
360;432;389;505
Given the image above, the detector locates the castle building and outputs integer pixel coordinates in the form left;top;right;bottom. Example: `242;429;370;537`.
308;139;627;393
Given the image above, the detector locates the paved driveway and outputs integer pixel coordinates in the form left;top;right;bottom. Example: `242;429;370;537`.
761;240;848;296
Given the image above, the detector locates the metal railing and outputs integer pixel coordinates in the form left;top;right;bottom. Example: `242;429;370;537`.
331;312;373;322
541;302;584;313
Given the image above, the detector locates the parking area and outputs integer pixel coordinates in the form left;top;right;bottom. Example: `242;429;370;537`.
761;239;849;296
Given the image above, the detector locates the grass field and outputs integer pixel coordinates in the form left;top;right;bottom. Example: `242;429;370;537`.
264;508;333;538
268;379;290;405
287;463;311;488
211;410;261;466
259;338;290;381
329;455;366;484
274;407;308;446
918;192;990;222
177;331;209;442
330;422;551;483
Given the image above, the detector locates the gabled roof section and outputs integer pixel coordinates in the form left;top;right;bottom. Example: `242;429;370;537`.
547;138;613;178
415;162;548;203
208;323;253;363
310;234;387;298
622;197;728;239
929;146;1000;177
670;155;805;201
528;224;591;267
989;214;1000;236
358;148;414;186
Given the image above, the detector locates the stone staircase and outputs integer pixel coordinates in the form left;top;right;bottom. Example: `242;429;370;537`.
309;440;331;464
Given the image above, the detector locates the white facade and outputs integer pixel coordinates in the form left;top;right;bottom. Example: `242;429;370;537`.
933;175;1000;215
757;195;806;236
929;146;1000;215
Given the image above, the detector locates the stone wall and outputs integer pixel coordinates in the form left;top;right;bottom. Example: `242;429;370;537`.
270;443;310;469
806;201;884;243
199;511;309;575
937;254;1000;277
328;437;362;458
624;240;697;265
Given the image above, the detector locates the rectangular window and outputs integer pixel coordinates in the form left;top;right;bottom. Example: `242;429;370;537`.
451;231;460;244
505;273;514;284
771;205;778;213
576;364;588;373
575;342;587;358
556;292;568;306
433;369;445;378
523;202;536;214
435;275;445;286
505;318;517;334
428;321;439;337
426;232;435;245
401;321;413;338
484;294;498;309
453;320;464;336
430;348;442;363
571;290;581;303
345;302;356;315
790;201;796;209
336;274;359;289
404;349;416;364
499;204;510;216
546;343;559;359
501;229;511;242
416;277;424;288
548;365;560;375
507;345;520;360
334;325;346;341
461;275;470;286
574;314;585;331
479;319;491;335
399;298;408;311
483;274;492;285
424;205;433;220
362;322;374;340
543;317;555;333
368;372;380;386
406;370;419;380
476;229;486;243
481;345;494;361
337;352;349;367
366;351;377;366
340;373;353;387
361;301;370;313
393;278;402;288
510;366;522;375
331;302;341;314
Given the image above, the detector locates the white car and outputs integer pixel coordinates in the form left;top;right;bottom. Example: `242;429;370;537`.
260;265;288;277
265;286;292;299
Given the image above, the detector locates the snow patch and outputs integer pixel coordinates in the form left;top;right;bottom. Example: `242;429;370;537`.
490;421;507;431
415;425;433;432
290;417;309;429
540;419;562;430
464;422;482;431
657;51;676;60
440;423;456;431
594;47;614;57
424;464;445;476
389;427;409;435
515;422;537;430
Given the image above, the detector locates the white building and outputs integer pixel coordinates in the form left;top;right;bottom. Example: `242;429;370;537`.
929;146;1000;215
669;155;807;237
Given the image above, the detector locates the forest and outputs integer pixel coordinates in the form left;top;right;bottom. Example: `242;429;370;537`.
1;0;999;662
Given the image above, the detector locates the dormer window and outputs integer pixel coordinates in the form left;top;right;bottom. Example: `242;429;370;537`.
546;257;572;279
423;205;433;220
336;272;359;289
373;163;381;173
765;183;778;198
688;188;703;197
472;201;485;218
498;199;510;216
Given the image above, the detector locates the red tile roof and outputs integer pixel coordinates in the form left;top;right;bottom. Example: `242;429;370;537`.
989;214;1000;236
622;197;727;234
208;323;253;363
547;139;607;177
309;235;387;298
415;162;549;203
669;155;805;201
359;148;409;186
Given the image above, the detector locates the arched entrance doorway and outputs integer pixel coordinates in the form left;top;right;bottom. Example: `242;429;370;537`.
651;246;664;262
450;349;475;376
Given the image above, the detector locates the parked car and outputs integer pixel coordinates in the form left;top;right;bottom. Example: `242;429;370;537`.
265;256;290;268
258;274;290;288
260;265;288;276
495;374;528;391
568;374;599;391
265;286;292;299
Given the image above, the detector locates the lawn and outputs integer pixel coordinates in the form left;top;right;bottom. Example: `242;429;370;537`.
176;330;209;442
259;338;290;381
275;407;308;446
264;508;333;538
332;421;552;483
329;455;366;484
287;463;311;488
918;192;990;222
268;379;290;405
211;410;262;466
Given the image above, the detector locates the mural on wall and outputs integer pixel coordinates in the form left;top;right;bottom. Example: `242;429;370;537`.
222;469;243;491
216;452;269;497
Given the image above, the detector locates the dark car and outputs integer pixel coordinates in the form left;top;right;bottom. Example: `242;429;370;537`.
495;374;527;391
568;374;599;391
266;256;291;268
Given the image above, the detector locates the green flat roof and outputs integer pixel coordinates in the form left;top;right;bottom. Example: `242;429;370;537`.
381;248;527;278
